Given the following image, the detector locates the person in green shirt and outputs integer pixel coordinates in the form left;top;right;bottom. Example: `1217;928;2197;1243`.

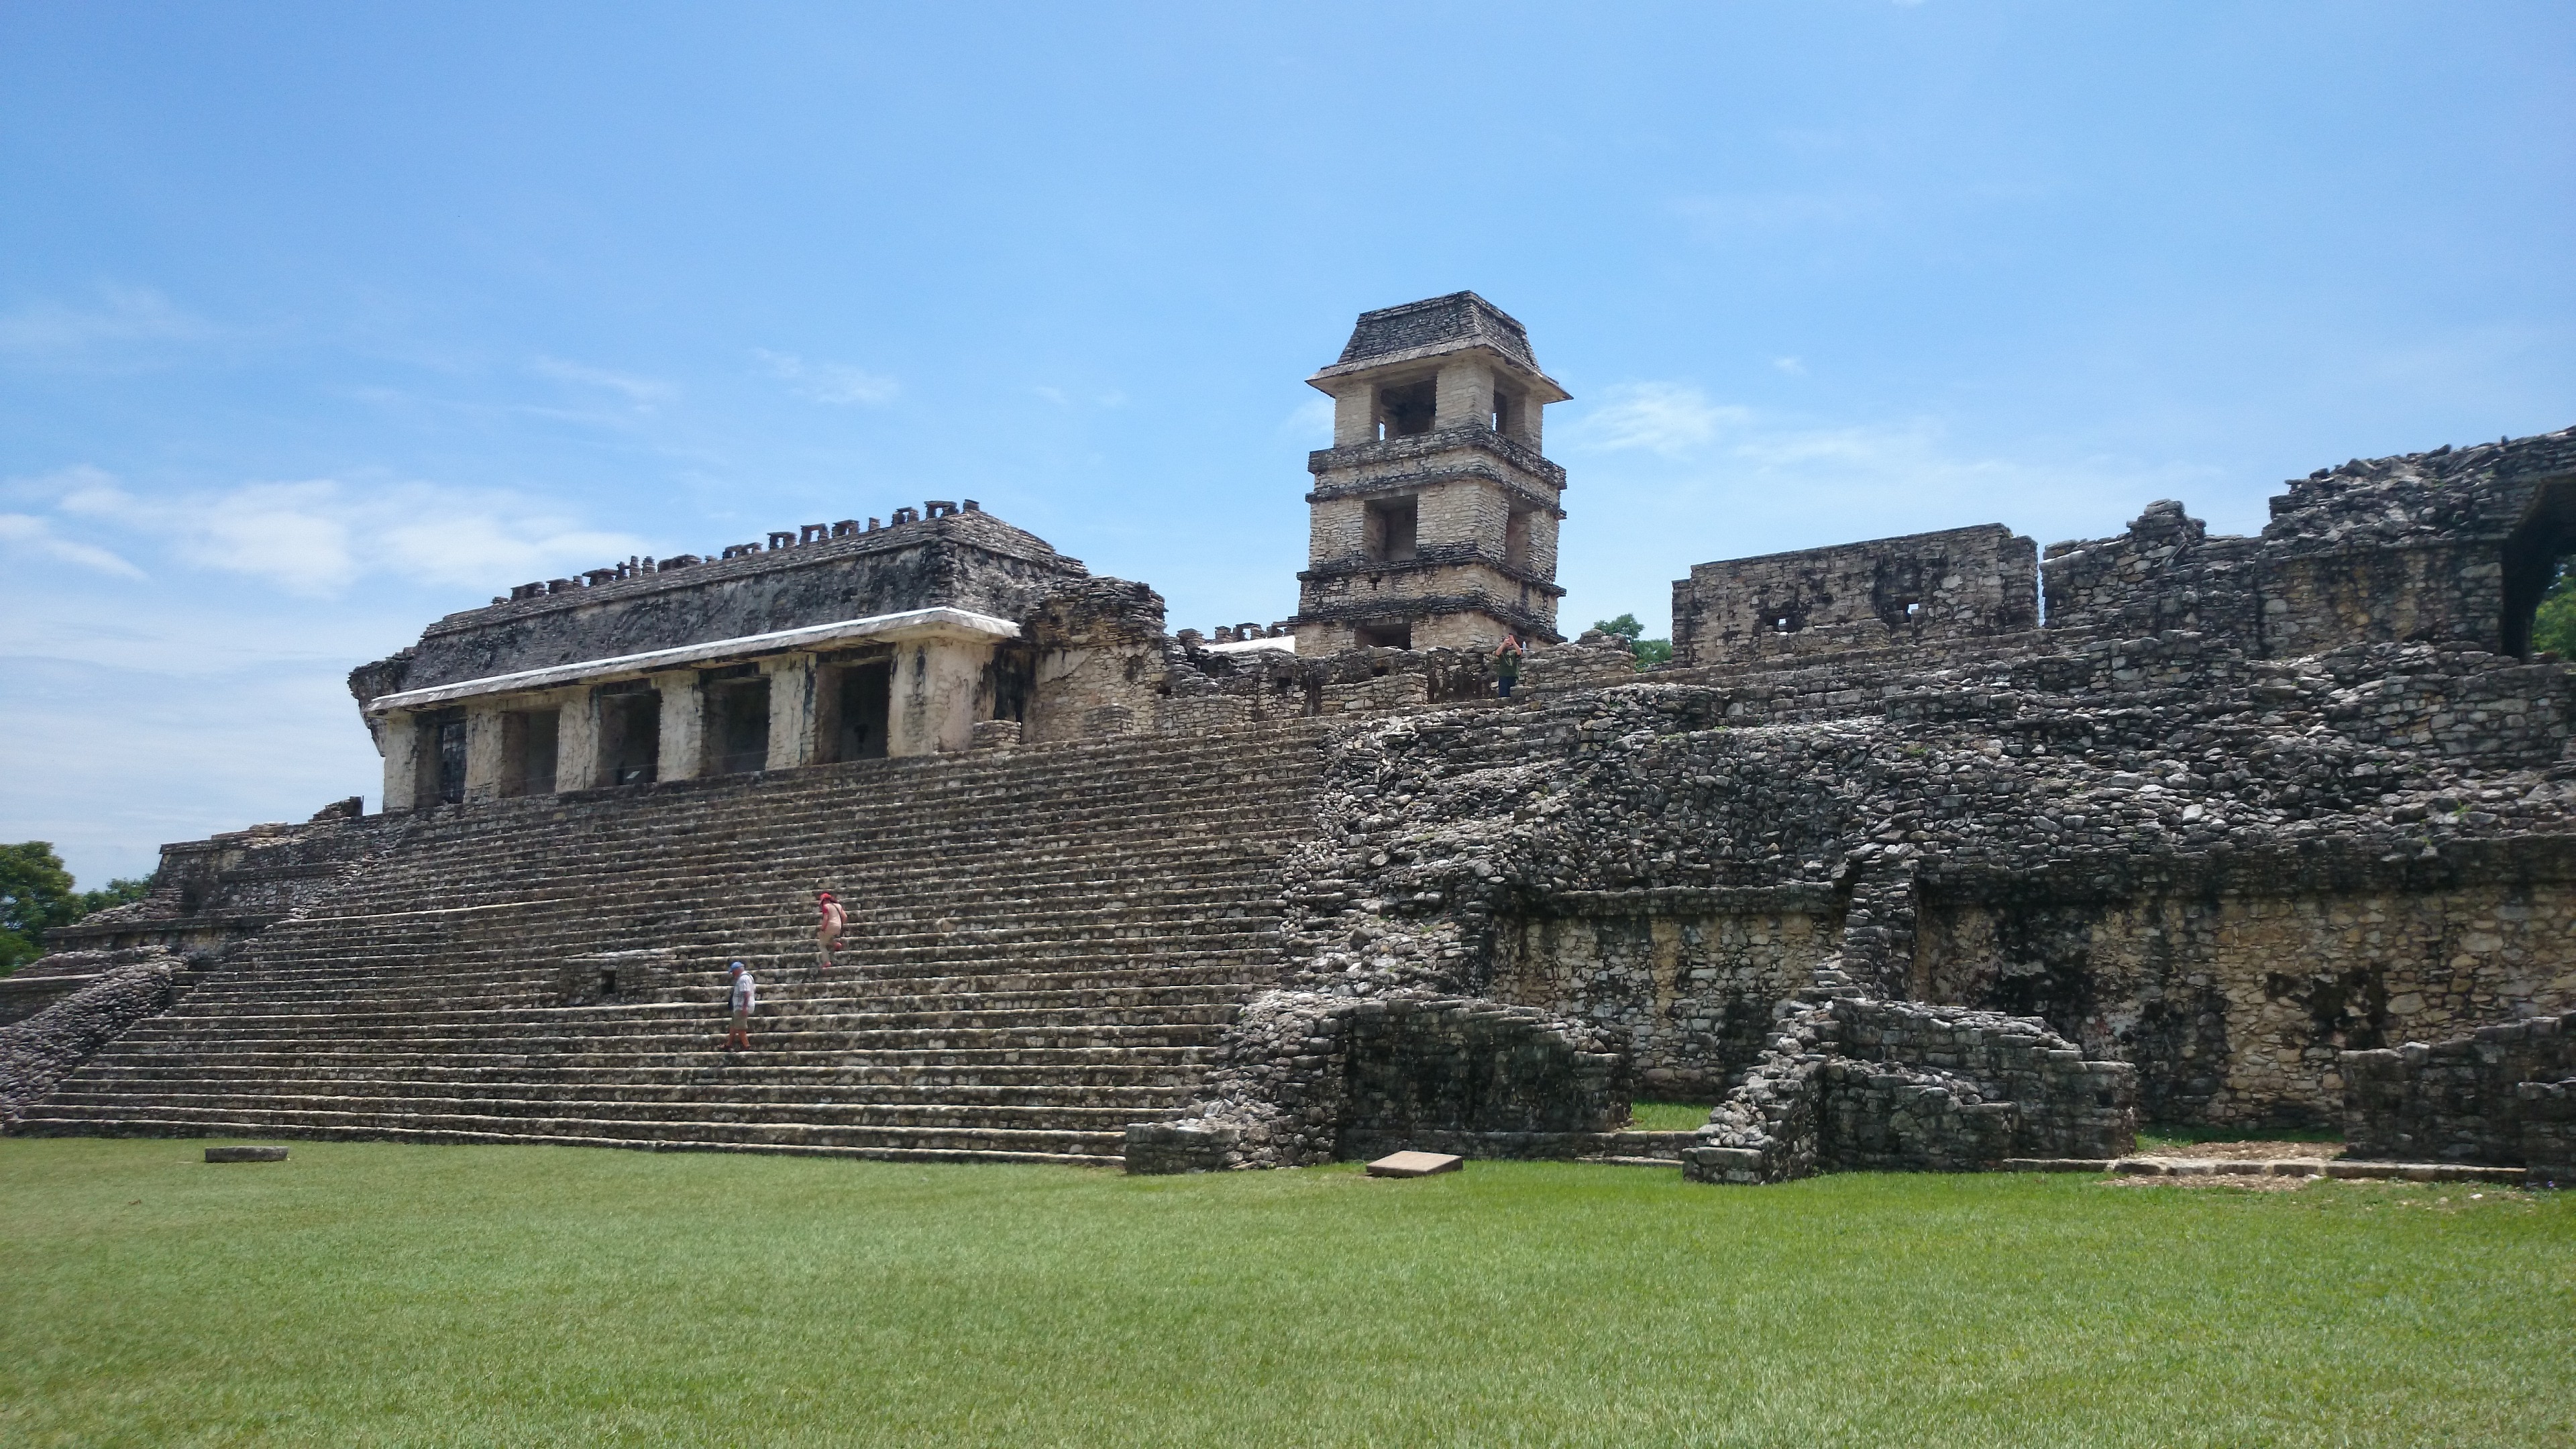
1493;634;1525;699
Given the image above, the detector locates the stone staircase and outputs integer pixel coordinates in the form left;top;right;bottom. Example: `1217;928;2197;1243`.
16;721;1330;1165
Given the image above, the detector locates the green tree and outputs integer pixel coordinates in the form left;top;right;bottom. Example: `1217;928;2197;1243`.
0;841;78;975
2533;560;2576;659
1590;613;1674;670
0;843;148;977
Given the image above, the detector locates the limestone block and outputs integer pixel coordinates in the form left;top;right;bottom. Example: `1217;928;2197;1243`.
761;654;821;771
374;712;423;812
462;705;508;802
890;635;994;756
556;689;605;792
1365;1150;1462;1177
651;671;706;782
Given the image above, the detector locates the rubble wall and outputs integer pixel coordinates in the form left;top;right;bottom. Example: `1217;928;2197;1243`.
1680;997;2136;1184
2341;1011;2573;1166
1671;523;2039;668
1916;851;2576;1126
1489;902;1835;1098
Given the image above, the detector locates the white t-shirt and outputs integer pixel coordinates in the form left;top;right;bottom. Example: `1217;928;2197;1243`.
730;971;757;1014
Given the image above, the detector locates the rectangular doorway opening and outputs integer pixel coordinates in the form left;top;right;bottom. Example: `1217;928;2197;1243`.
1364;498;1419;563
425;711;467;805
599;687;660;786
1504;507;1534;570
505;708;559;796
708;675;771;775
1376;378;1436;438
835;661;891;761
1355;621;1413;650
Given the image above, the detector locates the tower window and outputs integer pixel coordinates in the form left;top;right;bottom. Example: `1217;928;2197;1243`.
1377;379;1436;438
1504;508;1534;570
1364;498;1418;563
1492;388;1521;435
1356;622;1413;649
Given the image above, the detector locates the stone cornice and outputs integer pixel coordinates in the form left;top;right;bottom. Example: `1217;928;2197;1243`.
368;607;1020;714
1307;427;1567;490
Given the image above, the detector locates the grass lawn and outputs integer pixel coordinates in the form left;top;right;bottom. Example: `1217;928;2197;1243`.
1;1138;2569;1447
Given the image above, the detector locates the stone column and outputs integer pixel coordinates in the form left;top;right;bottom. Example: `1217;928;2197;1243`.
556;688;604;793
1330;382;1377;447
889;635;994;756
1433;358;1497;431
462;704;511;802
374;711;423;812
652;671;706;782
761;653;823;771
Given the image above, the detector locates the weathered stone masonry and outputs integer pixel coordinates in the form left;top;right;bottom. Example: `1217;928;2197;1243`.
10;291;2573;1184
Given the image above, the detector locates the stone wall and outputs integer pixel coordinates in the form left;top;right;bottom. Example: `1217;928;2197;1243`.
1125;989;1629;1172
1915;845;2576;1126
2341;1010;2573;1165
1489;896;1834;1099
1022;579;1173;744
1;950;178;1128
1248;620;2575;1140
2041;501;2263;644
1679;996;2136;1184
1672;523;2039;668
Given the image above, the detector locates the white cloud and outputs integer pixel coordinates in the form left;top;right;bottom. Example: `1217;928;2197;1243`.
757;350;898;406
1772;356;1808;376
1565;382;1754;455
0;286;219;367
1279;395;1334;443
12;468;647;598
0;512;146;578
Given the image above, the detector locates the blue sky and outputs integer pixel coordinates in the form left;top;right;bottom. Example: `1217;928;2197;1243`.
4;2;2571;886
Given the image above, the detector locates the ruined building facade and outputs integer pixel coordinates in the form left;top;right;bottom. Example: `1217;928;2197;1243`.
10;294;2575;1184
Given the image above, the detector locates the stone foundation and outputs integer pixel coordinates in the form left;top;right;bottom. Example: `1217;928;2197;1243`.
1124;990;1628;1172
1680;996;2136;1185
2341;1010;2573;1166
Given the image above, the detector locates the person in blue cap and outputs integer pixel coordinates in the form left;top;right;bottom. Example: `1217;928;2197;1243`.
722;961;757;1051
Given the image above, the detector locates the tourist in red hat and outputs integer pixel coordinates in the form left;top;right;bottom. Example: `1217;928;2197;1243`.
815;890;847;969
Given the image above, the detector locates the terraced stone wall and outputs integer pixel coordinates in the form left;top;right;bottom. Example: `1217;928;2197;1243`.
1489;900;1835;1098
2342;1010;2573;1166
1917;849;2576;1126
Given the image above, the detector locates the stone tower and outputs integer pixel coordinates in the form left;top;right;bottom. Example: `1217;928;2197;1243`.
1289;292;1571;653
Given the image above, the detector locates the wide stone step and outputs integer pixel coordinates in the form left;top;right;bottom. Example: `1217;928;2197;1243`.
170;973;1279;1019
65;1046;1210;1083
20;1101;1137;1156
7;1113;1126;1167
74;1042;1220;1071
40;1089;1165;1131
146;993;1248;1033
48;1073;1191;1109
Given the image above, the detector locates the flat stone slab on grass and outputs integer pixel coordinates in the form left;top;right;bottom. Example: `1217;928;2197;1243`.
205;1146;289;1163
1366;1151;1462;1178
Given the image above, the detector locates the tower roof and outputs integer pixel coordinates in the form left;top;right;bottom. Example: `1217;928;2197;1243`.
1307;291;1567;398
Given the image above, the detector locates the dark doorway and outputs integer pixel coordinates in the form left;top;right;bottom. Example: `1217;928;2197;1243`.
1356;621;1413;650
1364;497;1419;563
600;688;660;786
708;676;771;774
2501;477;2576;658
510;709;559;796
835;661;891;761
1377;378;1436;438
429;712;467;804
